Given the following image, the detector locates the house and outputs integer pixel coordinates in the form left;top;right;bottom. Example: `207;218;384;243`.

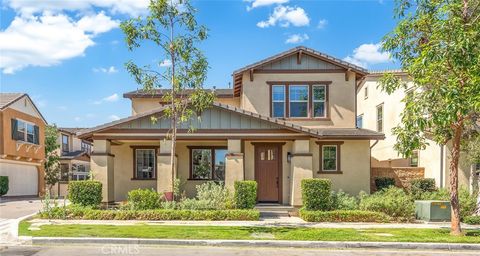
51;128;91;196
356;70;479;190
0;93;46;196
77;46;384;205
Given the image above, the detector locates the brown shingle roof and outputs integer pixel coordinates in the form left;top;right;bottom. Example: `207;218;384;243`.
0;93;25;109
58;127;90;135
123;88;234;99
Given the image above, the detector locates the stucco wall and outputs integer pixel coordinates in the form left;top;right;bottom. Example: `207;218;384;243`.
131;97;240;116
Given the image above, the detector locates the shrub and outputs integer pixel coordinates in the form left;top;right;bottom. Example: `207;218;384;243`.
415;188;449;201
410;178;437;199
301;179;333;211
464;215;480;225
359;187;414;220
299;209;391;223
68;181;102;207
127;188;161;210
459;187;477;219
0;176;8;196
331;190;359;210
234;181;257;209
195;181;232;209
374;177;395;191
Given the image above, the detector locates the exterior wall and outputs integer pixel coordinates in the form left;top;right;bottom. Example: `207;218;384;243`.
131;97;241;116
240;72;357;129
313;139;371;195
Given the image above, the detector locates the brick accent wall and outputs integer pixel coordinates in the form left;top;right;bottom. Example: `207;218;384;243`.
371;167;425;192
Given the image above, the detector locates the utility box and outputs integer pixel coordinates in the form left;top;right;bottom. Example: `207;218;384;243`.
415;200;451;222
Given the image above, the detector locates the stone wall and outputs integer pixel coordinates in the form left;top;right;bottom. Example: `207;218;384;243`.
371;167;425;192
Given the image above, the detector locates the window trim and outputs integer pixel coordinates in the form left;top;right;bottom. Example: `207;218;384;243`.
376;103;384;132
62;134;69;153
131;146;158;180
316;141;343;174
14;118;37;144
188;146;227;181
271;85;286;118
312;84;327;118
288;85;310;118
268;81;331;120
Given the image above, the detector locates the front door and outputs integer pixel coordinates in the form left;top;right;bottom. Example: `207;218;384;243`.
254;144;281;203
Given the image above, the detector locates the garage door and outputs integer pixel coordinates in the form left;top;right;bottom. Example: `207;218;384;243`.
0;163;38;196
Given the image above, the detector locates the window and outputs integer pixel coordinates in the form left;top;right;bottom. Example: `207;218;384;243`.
409;150;419;167
134;149;156;179
312;85;326;117
322;145;338;171
364;86;368;99
62;134;69;153
81;141;92;154
271;85;285;118
11;119;39;144
356;114;363;128
289;85;309;117
190;147;227;180
376;104;384;132
72;164;88;181
60;164;69;182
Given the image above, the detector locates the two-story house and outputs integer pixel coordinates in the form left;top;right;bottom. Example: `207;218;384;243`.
0;93;46;196
78;47;384;205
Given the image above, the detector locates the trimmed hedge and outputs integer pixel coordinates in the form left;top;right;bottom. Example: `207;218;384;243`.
0;176;8;196
127;188;161;210
301;179;332;211
234;181;257;209
68;181;102;207
374;177;395;191
464;215;480;225
38;206;260;221
299;209;391;223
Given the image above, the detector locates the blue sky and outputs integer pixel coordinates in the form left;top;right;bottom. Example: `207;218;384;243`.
0;0;399;127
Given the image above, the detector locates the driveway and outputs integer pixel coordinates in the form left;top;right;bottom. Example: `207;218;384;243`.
0;197;43;242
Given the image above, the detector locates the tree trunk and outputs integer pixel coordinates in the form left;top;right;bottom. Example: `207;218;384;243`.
449;125;463;235
170;115;177;201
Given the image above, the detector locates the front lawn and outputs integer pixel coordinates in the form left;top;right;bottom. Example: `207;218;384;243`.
19;221;480;243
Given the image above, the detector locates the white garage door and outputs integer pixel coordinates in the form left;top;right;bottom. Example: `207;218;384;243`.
0;163;38;196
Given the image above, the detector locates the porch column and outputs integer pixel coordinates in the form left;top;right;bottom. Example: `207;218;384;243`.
225;139;244;191
157;140;176;200
91;139;115;202
290;139;313;206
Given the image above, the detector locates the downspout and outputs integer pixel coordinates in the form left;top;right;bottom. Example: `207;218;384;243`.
440;144;444;188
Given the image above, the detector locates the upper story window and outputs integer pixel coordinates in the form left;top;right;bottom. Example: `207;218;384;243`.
269;82;330;119
356;114;363;128
11;119;39;144
364;86;368;99
376;104;384;132
62;134;69;153
81;141;92;154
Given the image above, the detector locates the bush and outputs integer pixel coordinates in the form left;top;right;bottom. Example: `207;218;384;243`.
196;181;233;209
331;190;359;210
38;205;260;221
0;176;8;196
301;179;333;211
234;181;257;209
68;181;102;207
459;187;477;219
464;215;480;225
127;188;161;210
410;178;437;199
415;188;449;201
359;187;414;220
299;209;391;223
374;177;395;191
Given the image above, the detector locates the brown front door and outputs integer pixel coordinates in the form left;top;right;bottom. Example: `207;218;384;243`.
254;144;281;203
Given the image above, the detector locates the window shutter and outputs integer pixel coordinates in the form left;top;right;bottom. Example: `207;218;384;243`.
11;119;17;140
34;125;40;145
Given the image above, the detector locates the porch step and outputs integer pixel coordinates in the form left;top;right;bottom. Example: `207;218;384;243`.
255;204;296;218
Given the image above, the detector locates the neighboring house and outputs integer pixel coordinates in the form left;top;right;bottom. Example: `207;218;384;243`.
52;128;91;196
0;93;46;196
357;70;478;190
78;46;384;205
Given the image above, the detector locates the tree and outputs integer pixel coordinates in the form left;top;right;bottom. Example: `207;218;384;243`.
44;124;60;193
120;0;215;200
379;0;480;235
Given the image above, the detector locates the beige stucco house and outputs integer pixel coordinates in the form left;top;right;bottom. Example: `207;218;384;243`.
356;70;479;190
78;47;384;206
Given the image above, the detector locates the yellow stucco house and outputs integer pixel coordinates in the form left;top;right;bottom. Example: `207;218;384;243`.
77;47;384;206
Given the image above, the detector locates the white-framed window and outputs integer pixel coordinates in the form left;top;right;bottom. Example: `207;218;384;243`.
312;85;326;118
409;150;419;167
72;164;89;181
81;141;92;154
322;145;338;171
289;85;309;118
271;85;285;118
135;149;156;179
62;134;69;152
376;104;384;132
356;114;363;128
12;119;38;144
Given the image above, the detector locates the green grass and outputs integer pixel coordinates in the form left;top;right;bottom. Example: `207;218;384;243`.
19;221;480;243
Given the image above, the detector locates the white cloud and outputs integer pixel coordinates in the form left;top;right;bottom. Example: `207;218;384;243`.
245;0;289;11
0;12;118;74
317;19;328;29
257;5;310;28
343;43;391;68
94;93;119;105
285;33;309;44
159;59;172;67
108;115;120;121
93;66;118;74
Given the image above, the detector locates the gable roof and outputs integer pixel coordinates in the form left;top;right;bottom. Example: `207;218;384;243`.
59;150;90;160
77;102;384;140
58;127;90;135
123;88;234;99
0;93;47;124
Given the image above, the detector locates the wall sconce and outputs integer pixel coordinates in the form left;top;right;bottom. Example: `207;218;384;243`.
287;152;292;163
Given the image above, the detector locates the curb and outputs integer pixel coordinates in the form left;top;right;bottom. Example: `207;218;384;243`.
30;237;480;250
